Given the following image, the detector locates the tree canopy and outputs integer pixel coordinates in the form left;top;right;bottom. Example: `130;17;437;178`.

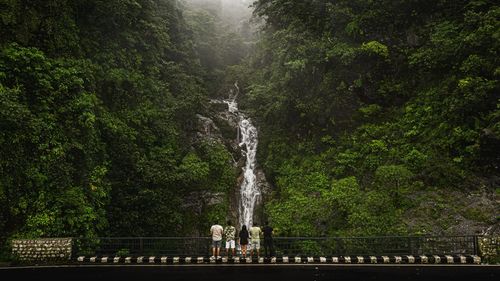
0;0;245;248
243;0;499;236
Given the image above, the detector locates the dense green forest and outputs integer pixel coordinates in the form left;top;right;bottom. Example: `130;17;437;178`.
0;0;248;253
0;0;498;258
241;0;499;236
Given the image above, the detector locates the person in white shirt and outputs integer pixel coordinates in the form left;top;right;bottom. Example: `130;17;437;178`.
210;221;224;258
249;224;263;257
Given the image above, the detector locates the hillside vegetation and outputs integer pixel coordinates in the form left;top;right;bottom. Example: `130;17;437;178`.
239;0;499;236
0;0;245;250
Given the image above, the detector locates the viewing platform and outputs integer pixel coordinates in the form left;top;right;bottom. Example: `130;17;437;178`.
0;236;500;281
8;235;498;265
3;235;498;281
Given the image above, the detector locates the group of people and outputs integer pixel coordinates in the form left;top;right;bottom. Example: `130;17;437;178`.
210;220;274;259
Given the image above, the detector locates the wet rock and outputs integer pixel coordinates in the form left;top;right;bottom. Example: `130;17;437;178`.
195;114;221;141
256;168;272;198
193;94;272;230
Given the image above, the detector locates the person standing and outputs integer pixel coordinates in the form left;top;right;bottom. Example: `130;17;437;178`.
262;221;274;257
249;223;263;257
210;221;224;258
239;225;249;258
224;220;236;257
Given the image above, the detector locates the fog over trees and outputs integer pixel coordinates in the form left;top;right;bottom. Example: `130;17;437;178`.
183;0;254;30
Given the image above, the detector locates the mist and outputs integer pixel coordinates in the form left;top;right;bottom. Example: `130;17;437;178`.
182;0;254;30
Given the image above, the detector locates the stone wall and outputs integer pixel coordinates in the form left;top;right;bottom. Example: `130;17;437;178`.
11;238;72;261
479;236;499;264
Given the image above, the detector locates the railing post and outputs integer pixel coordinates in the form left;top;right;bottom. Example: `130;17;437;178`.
335;238;343;256
140;237;144;254
473;235;479;256
408;237;413;255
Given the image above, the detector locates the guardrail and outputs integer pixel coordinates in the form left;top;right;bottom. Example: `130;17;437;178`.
72;235;485;257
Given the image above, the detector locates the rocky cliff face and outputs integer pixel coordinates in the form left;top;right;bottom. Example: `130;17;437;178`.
189;98;271;230
403;184;500;236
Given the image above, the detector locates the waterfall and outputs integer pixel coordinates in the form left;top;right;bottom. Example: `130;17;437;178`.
224;82;260;229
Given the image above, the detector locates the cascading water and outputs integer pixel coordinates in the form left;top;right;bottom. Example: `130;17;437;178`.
224;82;260;229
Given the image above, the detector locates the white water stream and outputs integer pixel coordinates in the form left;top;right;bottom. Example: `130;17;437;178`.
224;83;260;229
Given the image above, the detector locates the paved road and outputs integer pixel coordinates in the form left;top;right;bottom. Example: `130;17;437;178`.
1;264;498;281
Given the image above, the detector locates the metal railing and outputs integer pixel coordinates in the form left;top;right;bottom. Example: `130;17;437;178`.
73;237;212;257
72;235;484;257
273;236;479;256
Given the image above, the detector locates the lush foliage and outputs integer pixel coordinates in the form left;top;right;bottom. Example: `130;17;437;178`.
245;0;499;236
0;0;498;254
0;0;240;248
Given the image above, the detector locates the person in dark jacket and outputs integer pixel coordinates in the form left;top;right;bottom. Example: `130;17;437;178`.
239;225;249;258
262;221;274;257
